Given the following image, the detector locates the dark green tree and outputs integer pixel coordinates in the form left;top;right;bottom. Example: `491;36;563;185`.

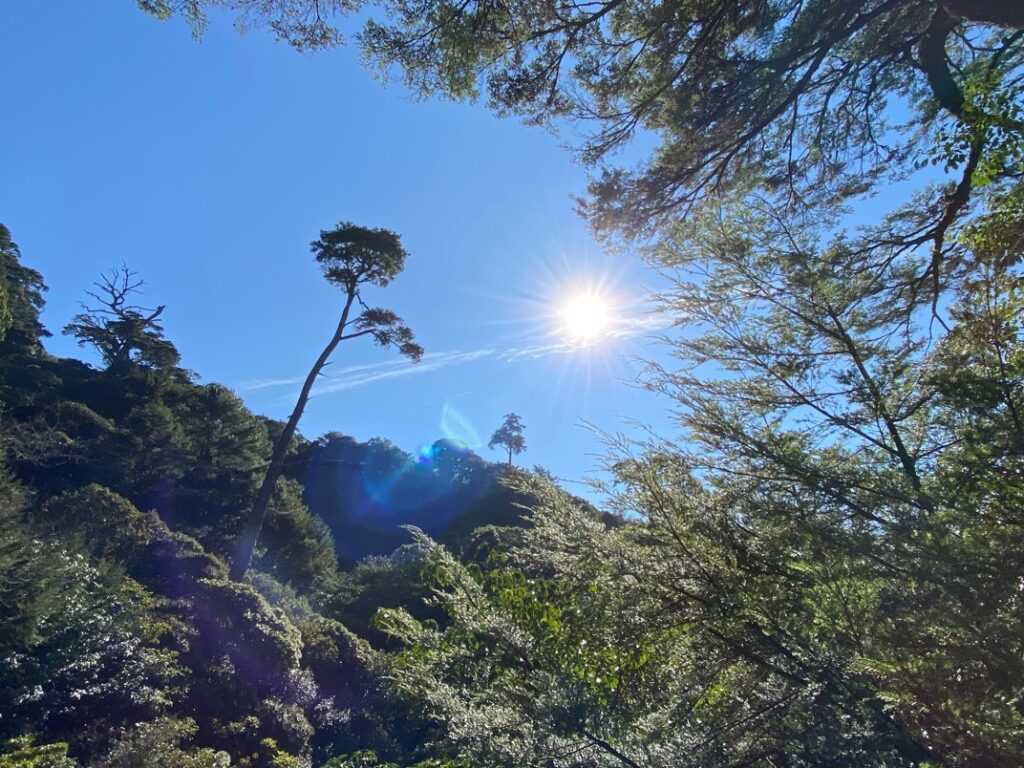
96;718;230;768
0;485;173;759
63;266;180;375
0;736;76;768
231;222;423;581
0;225;53;427
254;477;341;595
155;382;272;551
0;224;48;356
487;412;525;465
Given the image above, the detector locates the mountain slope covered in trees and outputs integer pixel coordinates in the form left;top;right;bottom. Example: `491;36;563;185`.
0;226;547;767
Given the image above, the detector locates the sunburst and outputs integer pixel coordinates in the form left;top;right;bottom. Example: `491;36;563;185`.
561;292;612;341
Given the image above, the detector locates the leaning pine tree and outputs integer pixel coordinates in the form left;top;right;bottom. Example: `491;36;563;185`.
230;222;423;580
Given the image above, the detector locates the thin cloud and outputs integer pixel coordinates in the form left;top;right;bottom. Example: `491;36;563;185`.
614;312;670;335
244;309;671;398
239;376;304;391
312;348;497;395
239;352;473;392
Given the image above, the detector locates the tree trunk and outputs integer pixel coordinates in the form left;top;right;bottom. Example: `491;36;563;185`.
229;290;356;580
941;0;1024;29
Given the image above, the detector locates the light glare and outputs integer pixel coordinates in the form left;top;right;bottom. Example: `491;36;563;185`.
562;293;610;340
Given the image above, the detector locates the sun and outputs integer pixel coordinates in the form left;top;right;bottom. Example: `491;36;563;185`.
562;292;611;341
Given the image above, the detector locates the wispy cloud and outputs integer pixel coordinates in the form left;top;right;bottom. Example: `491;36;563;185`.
239;310;671;398
237;354;456;392
313;348;497;395
239;376;304;391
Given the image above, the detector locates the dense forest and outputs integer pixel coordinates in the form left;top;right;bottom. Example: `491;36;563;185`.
0;221;553;766
3;0;1024;766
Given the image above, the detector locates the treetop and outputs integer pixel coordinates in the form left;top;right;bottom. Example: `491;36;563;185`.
312;222;410;290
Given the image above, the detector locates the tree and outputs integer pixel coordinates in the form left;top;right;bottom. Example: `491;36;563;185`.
0;224;48;356
97;718;230;768
0;487;172;759
254;477;341;594
63;266;180;374
138;0;357;49
0;736;76;768
165;0;1021;246
0;224;53;437
375;181;1024;767
141;2;1024;312
230;222;423;581
488;412;525;465
363;0;1024;248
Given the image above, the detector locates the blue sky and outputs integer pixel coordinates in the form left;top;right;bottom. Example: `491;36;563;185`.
0;1;675;497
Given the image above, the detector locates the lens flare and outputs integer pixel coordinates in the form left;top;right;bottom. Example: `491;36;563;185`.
441;402;483;448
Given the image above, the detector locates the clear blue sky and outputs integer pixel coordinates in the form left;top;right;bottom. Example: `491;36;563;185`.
0;1;675;497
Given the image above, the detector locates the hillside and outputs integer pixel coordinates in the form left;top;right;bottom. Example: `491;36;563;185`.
0;226;569;766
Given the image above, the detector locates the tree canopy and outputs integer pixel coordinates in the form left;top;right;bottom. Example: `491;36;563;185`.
0;224;48;356
64;266;181;374
488;412;526;465
0;223;532;768
362;0;1022;235
142;1;1024;255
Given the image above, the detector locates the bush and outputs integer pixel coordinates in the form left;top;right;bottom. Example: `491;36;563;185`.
0;737;75;768
96;718;229;768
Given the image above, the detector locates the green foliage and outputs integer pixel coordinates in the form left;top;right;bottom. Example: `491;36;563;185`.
96;719;230;768
255;478;340;595
0;224;48;357
634;183;1024;765
323;751;397;768
487;412;525;465
35;484;150;562
1;474;176;763
138;0;355;50
0;530;174;758
63;267;180;375
10;371;271;557
328;549;442;649
371;180;1024;767
0;226;426;766
297;613;373;710
0;737;75;768
156;382;271;549
323;750;470;768
0;475;49;650
11;10;1024;757
357;1;1024;243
